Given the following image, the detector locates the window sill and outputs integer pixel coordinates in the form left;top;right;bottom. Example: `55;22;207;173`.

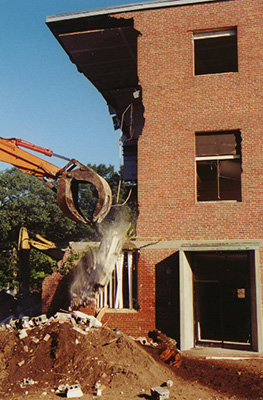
194;71;238;77
196;200;241;204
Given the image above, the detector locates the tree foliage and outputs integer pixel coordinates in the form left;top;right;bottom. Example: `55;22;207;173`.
0;165;137;289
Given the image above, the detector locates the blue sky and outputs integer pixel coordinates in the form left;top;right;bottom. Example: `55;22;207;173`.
0;0;145;172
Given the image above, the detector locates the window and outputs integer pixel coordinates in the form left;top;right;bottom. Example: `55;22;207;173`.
194;28;238;75
196;130;242;201
96;251;138;309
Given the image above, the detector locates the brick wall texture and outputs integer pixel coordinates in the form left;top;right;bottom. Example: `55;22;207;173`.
108;0;263;338
43;0;263;342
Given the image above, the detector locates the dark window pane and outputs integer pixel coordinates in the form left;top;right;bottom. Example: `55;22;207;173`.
196;130;241;157
219;159;242;200
197;161;218;201
194;32;238;75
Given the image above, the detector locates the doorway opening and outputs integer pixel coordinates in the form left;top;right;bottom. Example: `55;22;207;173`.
193;251;251;349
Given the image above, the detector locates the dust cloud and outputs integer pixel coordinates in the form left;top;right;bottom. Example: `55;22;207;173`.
69;213;130;310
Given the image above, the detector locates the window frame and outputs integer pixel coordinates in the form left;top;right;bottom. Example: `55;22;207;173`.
195;130;242;202
193;27;238;76
96;250;138;310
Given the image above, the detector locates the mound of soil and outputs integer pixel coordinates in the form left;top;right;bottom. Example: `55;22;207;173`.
0;319;263;399
0;321;176;399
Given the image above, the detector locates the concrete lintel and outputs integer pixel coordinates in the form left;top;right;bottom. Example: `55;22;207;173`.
134;240;261;251
68;239;261;252
181;243;260;252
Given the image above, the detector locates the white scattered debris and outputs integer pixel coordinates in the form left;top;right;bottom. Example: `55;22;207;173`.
56;384;69;394
54;312;72;322
72;311;102;328
18;329;28;340
19;316;34;329
20;378;38;388
73;326;88;335
43;334;51;342
0;315;15;328
32;314;48;326
151;386;169;400
136;336;151;346
66;384;83;398
17;360;25;367
95;383;106;396
0;310;102;337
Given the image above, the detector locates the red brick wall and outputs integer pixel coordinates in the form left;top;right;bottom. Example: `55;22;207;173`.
42;1;263;340
128;0;263;242
111;0;263;337
100;248;176;338
42;272;64;315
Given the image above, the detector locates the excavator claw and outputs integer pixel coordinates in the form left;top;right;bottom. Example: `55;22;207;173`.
57;161;112;224
0;138;112;224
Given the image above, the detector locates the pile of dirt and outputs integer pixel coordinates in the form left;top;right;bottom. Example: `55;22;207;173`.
0;319;176;399
0;316;263;399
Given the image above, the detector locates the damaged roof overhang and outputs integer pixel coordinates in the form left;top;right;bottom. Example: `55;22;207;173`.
46;0;230;114
46;14;140;116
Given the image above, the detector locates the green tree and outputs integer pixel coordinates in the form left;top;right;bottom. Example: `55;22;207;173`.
0;165;137;289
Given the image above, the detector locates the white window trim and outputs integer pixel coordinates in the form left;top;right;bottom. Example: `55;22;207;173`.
194;29;237;40
196;154;240;161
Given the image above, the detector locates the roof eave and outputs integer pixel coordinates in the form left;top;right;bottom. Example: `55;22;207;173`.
46;0;228;23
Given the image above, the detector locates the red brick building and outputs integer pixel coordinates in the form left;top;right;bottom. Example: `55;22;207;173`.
46;0;263;351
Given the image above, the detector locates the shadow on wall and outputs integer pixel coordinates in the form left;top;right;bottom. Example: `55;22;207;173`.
155;252;180;347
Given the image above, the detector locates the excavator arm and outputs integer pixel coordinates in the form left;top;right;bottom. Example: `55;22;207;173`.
0;137;112;224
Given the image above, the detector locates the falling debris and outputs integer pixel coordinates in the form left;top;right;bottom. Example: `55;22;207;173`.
69;217;130;309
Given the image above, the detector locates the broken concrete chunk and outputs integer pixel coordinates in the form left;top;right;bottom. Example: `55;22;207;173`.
72;311;102;328
151;386;169;400
20;378;38;387
32;314;48;326
66;384;83;398
136;336;151;346
73;326;88;335
18;329;28;339
95;384;106;396
43;334;51;342
87;315;102;328
19;316;34;329
54;312;72;322
17;360;25;367
56;384;69;394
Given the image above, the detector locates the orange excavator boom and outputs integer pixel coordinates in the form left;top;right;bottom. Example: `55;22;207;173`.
0;137;112;224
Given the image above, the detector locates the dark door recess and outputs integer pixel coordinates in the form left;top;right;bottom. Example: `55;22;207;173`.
193;251;251;348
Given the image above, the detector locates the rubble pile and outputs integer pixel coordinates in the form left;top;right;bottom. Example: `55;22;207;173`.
1;312;263;399
0;312;176;399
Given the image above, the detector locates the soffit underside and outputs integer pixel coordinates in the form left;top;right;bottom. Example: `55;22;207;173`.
57;25;139;113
